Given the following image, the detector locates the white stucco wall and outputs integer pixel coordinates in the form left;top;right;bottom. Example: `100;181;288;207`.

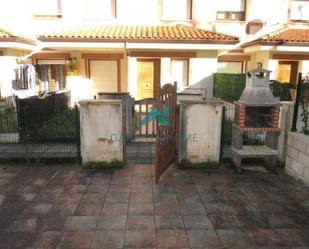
66;76;91;107
127;57;138;98
301;61;309;76
79;100;124;165
188;58;217;99
179;100;223;165
217;62;243;74
0;56;17;98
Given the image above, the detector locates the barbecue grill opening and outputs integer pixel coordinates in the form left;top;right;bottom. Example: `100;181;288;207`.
245;107;272;128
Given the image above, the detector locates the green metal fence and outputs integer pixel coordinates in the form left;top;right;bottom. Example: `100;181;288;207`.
292;73;309;135
0;93;81;163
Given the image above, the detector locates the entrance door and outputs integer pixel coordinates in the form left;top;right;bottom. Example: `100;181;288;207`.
155;83;177;182
277;61;299;83
137;59;160;100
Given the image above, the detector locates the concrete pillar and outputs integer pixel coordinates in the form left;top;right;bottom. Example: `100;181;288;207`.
178;100;223;167
278;101;294;166
79;100;125;167
98;92;134;140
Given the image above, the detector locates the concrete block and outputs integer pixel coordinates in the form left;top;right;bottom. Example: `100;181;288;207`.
287;147;299;161
293;138;306;153
291;160;304;176
303;167;309;185
299;152;309;168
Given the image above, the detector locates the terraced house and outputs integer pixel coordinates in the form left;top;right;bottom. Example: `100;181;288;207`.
0;0;309;100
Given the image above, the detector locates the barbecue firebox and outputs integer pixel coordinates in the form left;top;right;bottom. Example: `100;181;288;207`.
231;68;281;173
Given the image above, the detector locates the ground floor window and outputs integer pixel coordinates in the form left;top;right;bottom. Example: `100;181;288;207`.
171;59;189;91
89;60;118;95
36;60;66;92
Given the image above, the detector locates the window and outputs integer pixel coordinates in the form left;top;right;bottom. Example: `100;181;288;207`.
117;0;158;22
89;60;118;94
291;0;309;21
32;0;61;18
216;0;245;21
171;59;189;90
161;0;191;21
85;0;116;19
36;60;66;91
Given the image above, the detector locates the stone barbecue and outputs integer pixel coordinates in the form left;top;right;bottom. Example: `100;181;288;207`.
231;68;281;173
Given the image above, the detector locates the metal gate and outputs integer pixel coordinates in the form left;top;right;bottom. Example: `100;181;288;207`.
155;83;177;182
220;100;235;161
134;98;157;142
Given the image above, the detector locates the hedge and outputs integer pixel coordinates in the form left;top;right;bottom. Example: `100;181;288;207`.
213;73;246;103
214;73;296;103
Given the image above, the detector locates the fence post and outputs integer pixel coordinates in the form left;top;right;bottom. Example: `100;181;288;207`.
291;73;302;131
15;96;23;141
75;104;82;164
219;105;226;163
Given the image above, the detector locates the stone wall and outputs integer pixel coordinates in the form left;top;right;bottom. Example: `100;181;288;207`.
179;100;223;167
79;100;125;167
285;132;309;185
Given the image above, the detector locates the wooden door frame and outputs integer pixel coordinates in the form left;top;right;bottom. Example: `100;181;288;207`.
137;58;161;99
278;61;299;83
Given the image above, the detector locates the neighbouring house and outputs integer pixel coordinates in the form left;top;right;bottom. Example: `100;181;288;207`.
241;26;309;84
0;29;37;98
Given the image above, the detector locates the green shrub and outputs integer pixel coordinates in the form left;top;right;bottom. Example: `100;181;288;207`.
0;102;18;132
36;109;76;138
269;80;295;101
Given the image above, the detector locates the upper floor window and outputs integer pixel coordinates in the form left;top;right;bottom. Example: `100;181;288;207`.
216;0;245;21
291;0;309;22
32;0;61;18
117;0;158;22
161;0;191;21
84;0;116;19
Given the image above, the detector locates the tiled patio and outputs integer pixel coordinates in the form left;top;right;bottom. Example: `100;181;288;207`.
0;163;309;249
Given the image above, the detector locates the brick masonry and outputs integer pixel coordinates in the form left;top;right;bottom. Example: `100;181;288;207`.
285;132;309;185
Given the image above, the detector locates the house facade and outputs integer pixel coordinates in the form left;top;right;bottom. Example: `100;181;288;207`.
0;0;309;100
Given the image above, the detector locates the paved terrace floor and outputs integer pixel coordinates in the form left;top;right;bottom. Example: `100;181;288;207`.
0;163;309;249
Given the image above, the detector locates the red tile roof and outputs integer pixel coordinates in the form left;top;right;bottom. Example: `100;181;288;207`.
242;27;309;47
0;29;37;45
38;24;239;44
0;29;11;38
